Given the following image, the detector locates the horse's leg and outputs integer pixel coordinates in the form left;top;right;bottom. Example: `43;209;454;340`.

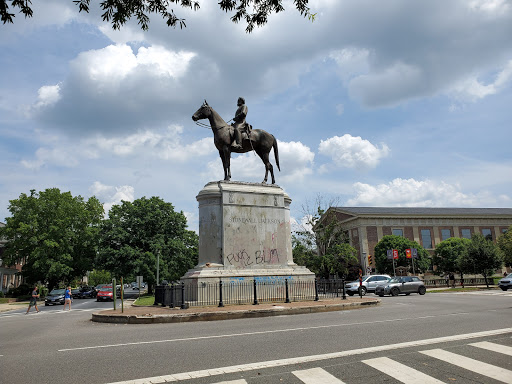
222;146;231;181
257;150;274;184
218;149;228;181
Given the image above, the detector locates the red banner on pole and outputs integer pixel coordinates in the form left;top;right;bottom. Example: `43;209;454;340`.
393;249;399;260
406;249;412;259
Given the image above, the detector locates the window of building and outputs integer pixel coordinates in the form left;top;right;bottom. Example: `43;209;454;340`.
421;229;432;249
481;228;492;241
441;229;452;241
461;229;471;239
392;228;403;237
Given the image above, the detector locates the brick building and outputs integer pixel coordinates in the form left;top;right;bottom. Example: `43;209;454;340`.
0;222;24;294
318;207;512;273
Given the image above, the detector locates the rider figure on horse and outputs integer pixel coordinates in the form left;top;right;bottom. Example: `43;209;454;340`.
231;97;251;150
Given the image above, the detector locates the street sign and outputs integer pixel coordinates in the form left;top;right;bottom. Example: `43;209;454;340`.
393;249;399;260
411;248;418;259
387;250;393;260
406;249;412;259
136;275;143;285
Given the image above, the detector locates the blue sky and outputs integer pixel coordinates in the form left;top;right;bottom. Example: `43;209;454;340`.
1;0;511;232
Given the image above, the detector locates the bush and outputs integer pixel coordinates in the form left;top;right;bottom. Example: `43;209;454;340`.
8;283;31;298
0;291;4;298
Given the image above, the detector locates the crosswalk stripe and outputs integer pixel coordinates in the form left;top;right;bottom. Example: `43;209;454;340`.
362;357;443;383
420;348;512;383
292;367;346;384
470;341;512;356
212;380;247;384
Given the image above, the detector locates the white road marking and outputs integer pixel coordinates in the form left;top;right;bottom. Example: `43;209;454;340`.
58;312;470;352
470;341;512;356
212;380;247;384
420;348;512;383
292;367;346;383
105;328;512;384
362;357;443;383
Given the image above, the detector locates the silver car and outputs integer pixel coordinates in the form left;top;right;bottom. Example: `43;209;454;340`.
375;276;426;296
345;274;391;296
498;277;511;291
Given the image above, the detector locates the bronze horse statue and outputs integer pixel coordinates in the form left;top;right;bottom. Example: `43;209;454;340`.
192;101;280;184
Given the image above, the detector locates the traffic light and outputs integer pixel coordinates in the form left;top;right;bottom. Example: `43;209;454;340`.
368;254;373;265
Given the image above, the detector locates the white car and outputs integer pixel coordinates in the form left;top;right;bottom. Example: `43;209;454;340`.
498;276;511;291
345;274;391;296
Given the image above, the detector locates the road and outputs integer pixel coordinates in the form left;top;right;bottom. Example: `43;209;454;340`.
0;290;510;384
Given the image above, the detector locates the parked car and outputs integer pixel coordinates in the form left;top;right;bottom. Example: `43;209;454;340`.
375;276;426;296
345;274;391;296
130;282;146;290
71;288;81;299
498;276;511;291
77;286;97;299
45;289;66;306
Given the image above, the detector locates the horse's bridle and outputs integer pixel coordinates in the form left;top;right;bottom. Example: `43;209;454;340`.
194;104;232;130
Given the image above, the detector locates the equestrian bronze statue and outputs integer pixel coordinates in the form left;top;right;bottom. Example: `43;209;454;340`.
192;100;280;184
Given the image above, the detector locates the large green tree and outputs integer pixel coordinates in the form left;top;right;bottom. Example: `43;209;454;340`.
433;237;471;276
497;226;512;268
1;0;314;32
374;235;431;276
459;233;502;287
0;188;104;289
97;196;198;290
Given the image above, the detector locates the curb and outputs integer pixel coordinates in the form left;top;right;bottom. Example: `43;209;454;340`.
91;299;380;324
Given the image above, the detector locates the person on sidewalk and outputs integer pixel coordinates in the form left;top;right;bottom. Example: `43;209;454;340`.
449;273;455;288
64;286;72;311
25;286;40;314
445;274;449;287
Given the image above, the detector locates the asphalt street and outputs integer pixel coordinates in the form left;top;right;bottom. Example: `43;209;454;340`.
0;290;511;384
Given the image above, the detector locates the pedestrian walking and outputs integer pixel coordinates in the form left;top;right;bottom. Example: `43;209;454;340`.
449;273;455;288
25;286;40;314
445;274;449;287
64;286;72;311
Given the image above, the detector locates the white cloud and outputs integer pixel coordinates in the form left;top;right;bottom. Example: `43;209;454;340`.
89;181;134;215
346;178;507;207
21;147;78;170
34;85;61;108
318;134;390;170
449;60;512;101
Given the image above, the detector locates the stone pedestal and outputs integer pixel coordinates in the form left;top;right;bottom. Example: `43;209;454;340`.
182;181;314;286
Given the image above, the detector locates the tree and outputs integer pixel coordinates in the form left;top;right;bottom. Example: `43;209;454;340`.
433;237;470;275
0;188;104;289
96;196;198;291
324;243;359;279
459;234;503;288
497;226;512;268
87;269;112;286
374;235;431;276
1;0;314;33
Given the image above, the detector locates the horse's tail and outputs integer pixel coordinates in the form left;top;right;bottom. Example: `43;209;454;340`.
272;136;281;172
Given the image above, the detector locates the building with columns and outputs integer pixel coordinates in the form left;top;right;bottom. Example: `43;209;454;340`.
319;207;512;273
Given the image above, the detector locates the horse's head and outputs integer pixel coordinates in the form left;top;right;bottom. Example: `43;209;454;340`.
192;100;211;121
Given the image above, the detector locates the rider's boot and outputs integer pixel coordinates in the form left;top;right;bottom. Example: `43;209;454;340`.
231;129;243;149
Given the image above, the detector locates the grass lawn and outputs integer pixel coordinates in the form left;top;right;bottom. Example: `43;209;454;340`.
133;295;155;306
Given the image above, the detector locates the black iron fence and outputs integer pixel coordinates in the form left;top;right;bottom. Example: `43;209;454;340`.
423;277;495;288
153;278;355;308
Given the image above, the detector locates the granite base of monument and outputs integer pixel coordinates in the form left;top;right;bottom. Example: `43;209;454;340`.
181;181;314;302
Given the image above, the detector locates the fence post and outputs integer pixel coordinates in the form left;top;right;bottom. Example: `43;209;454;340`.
161;285;166;307
285;279;290;303
218;280;224;307
342;276;346;300
180;282;186;309
253;279;259;305
169;283;174;308
314;279;319;301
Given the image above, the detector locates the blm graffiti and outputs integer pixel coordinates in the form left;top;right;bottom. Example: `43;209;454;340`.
226;248;280;268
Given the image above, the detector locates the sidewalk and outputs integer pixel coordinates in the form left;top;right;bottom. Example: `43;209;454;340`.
92;297;380;324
